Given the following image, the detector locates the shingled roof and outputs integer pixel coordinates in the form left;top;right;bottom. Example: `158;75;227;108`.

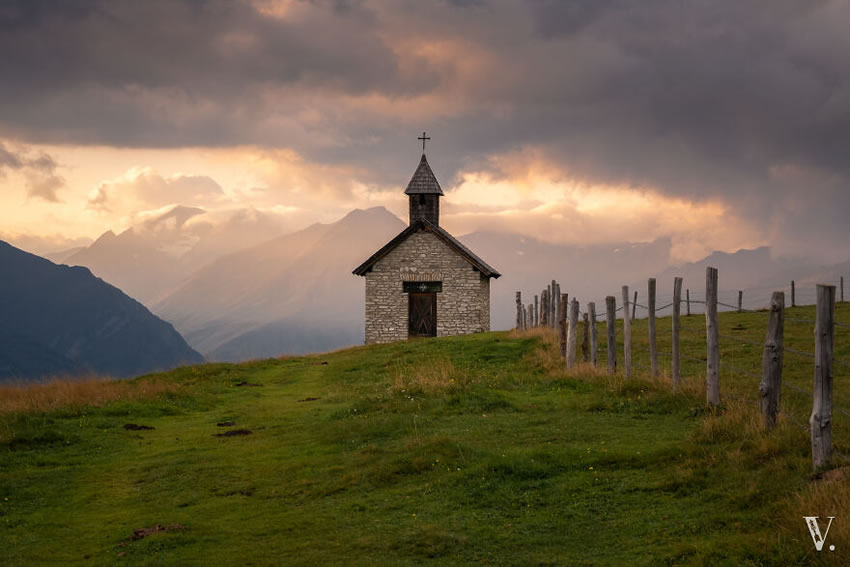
352;218;501;278
404;154;444;195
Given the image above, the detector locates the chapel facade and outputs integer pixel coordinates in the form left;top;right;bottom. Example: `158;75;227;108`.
353;147;501;344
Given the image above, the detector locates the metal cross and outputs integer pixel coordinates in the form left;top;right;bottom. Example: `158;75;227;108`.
418;131;430;153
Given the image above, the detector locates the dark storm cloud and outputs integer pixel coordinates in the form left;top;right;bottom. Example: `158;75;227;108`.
0;0;422;147
0;0;848;258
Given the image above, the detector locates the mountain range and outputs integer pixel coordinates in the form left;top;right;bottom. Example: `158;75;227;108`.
60;206;291;304
0;240;203;382
152;207;406;360
36;204;849;362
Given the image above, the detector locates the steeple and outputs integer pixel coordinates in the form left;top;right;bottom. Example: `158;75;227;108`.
405;153;443;226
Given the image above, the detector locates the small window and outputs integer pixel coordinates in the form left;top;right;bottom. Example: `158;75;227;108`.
403;281;442;293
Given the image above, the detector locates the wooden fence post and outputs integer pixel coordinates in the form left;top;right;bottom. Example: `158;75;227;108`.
534;295;539;327
540;289;547;327
552;284;557;329
632;291;638;321
589;302;598;367
686;289;691;316
553;282;559;330
791;280;796;308
811;284;835;472
706;267;720;406
648;278;658;377
515;292;522;329
551;280;557;328
672;277;682;390
559;293;567;358
556;285;563;329
760;291;784;429
738;290;743;312
606;296;617;375
582;313;590;362
622;286;632;379
567;299;579;368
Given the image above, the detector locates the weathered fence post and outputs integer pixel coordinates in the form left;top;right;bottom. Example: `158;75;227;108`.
553;282;559;330
515;292;522;329
551;280;557;328
791;280;796;307
686;288;691;316
811;284;835;472
589;302;598;367
552;284;557;329
706;267;720;406
672;277;682;390
555;283;566;323
738;291;743;312
648;278;658;377
559;293;567;358
582;313;590;362
760;291;784;430
540;289;548;327
567;299;579;368
534;295;539;326
632;290;638;321
606;296;617;375
622;286;632;379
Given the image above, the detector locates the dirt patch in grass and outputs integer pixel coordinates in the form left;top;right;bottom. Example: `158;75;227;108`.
129;523;187;541
214;429;252;437
216;421;236;427
123;423;155;431
234;381;261;387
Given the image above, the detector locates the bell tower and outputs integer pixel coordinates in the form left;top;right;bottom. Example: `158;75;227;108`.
404;133;443;226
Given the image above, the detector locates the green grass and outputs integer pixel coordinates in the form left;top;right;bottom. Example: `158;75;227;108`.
1;305;849;566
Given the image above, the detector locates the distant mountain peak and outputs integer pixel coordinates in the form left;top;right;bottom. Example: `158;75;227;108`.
343;206;391;218
338;207;403;228
139;205;206;232
93;230;117;244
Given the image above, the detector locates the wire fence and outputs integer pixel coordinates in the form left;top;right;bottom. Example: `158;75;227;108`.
515;271;850;470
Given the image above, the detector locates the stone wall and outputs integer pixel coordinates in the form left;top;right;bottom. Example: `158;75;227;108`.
364;230;491;344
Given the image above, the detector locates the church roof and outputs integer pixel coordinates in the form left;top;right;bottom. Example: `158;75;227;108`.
404;154;444;195
352;218;501;278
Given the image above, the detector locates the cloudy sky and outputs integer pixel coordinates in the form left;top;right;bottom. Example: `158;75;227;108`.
1;0;848;263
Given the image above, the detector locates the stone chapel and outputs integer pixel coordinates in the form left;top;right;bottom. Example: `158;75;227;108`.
353;144;501;344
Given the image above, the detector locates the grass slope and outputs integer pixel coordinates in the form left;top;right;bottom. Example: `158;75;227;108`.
1;305;849;566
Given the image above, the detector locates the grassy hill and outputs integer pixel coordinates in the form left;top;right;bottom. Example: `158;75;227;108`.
1;306;848;566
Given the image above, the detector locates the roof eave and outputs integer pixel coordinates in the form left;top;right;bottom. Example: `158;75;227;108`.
352;220;501;279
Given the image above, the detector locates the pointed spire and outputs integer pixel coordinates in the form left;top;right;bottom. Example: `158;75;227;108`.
404;154;444;195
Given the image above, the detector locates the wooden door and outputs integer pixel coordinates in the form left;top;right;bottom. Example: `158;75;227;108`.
408;293;437;337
